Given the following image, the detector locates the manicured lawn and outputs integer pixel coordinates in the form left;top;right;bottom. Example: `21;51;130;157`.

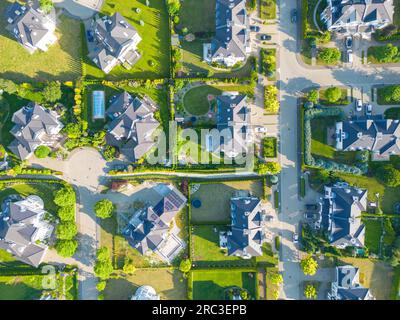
183;85;221;116
190;180;263;224
262;137;277;158
180;39;254;78
84;0;170;79
180;0;216;33
104;269;187;300
0;0;81;82
362;218;382;255
377;86;400;105
319;88;349;106
384;107;400;118
260;0;276;20
0;276;44;300
338;257;394;300
191;269;257;300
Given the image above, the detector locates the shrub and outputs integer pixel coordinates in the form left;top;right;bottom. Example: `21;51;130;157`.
317;48;341;64
57;205;75;222
43;81;62;103
94;247;114;280
307;90;319;104
376;164;400;187
55;240;78;258
54;186;76;207
370;44;399;63
264;85;279;114
94;199;114;219
39;0;54;14
179;259;192;273
300;256;318;276
56;221;78;240
304;284;318;299
34;146;51;159
324;87;342;103
262;137;277;158
257;162;281;175
96;281;107;292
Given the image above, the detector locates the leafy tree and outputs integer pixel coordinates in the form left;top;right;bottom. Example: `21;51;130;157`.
54;186;76;207
64;122;83;139
123;258;136;275
269;273;283;286
264;85;279;114
96;281;107;292
43;81;62;103
374;44;399;63
55;239;78;257
39;0;54;14
257;162;281;175
304;284;318;299
300;256;318;276
34;145;51;159
167;0;181;15
307;90;319;104
179;259;192;273
240;290;249;300
272;289;279;300
391;86;400;102
103;145;117;161
376;164;400;187
317;48;341;64
57;205;75;222
94;247;114;280
324;87;342;103
94;199;114;219
56;221;78;240
0;78;18;94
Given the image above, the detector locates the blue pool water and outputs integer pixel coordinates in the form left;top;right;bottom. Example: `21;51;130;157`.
92;90;105;119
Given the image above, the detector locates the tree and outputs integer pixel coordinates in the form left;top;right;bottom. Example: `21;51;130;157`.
167;0;181;15
300;256;318;276
34;145;51;159
57;205;75;222
317;48;341;64
103;145;117;161
123;258;136;275
374;44;399;63
94;199;114;219
264;85;279;114
269;273;283;286
391;86;400;102
96;281;107;292
56;221;77;240
0;78;18;94
55;239;78;257
54;187;76;207
304;284;318;299
43;81;62;103
94;247;114;280
257;162;281;175
64;122;82;139
179;259;192;273
376;164;400;187
324;87;342;103
39;0;54;14
307;90;319;104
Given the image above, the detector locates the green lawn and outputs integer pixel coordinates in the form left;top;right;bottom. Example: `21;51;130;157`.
183;85;220;116
367;46;400;64
104;269;187;300
362;218;382;255
260;0;277;20
180;0;216;33
0;276;43;300
0;0;81;82
84;0;170;79
191;180;263;224
191;269;257;300
384;107;400;118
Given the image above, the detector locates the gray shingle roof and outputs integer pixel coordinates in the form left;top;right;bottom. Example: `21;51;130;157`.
331;265;373;300
227;197;264;257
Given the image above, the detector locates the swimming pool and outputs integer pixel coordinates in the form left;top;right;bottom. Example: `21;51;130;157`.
92;90;105;119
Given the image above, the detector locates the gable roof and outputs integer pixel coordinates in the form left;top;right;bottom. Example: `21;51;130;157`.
332;265;373;300
211;0;249;59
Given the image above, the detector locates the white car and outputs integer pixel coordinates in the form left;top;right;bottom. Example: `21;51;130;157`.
356;99;362;112
347;50;353;63
255;127;267;133
293;233;299;244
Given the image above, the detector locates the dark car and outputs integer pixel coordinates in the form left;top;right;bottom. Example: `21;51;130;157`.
365;104;372;116
86;30;94;42
250;25;260;32
291;9;298;23
260;34;272;41
345;36;353;49
305;204;319;211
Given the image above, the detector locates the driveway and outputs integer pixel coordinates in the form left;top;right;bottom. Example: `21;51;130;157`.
53;0;103;19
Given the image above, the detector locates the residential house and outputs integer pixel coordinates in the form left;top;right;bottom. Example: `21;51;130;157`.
204;0;250;67
87;12;142;74
5;2;57;53
319;182;367;249
0;195;54;267
131;285;160;300
123;184;187;262
335;117;400;161
208;93;251;158
106;91;160;162
321;0;394;34
328;265;374;300
225;196;265;259
8;102;64;160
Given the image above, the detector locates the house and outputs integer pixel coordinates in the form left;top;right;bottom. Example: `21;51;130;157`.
225;196;265;259
8;103;64;160
123;184;187;262
208;93;251;158
321;0;394;34
319;182;367;249
0;195;54;267
204;0;250;67
328;265;374;300
335;117;400;161
5;2;57;53
106;92;160;162
131;285;160;300
87;12;142;74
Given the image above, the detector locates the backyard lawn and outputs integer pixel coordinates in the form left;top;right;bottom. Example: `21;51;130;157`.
180;0;216;33
191;269;257;300
183;85;221;116
362;218;382;255
260;0;277;20
84;0;170;79
0;0;81;82
338;257;394;300
190;180;264;224
0;276;43;300
104;268;187;300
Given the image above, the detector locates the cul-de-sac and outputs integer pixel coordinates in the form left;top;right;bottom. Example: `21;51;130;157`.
0;0;399;301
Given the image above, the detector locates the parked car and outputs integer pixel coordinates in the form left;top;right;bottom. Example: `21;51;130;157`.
291;9;297;23
293;232;299;244
305;204;318;211
345;36;353;49
86;30;94;42
347;50;353;63
255;126;267;133
365;104;372;116
260;34;272;41
250;25;260;32
355;99;363;112
304;212;317;220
